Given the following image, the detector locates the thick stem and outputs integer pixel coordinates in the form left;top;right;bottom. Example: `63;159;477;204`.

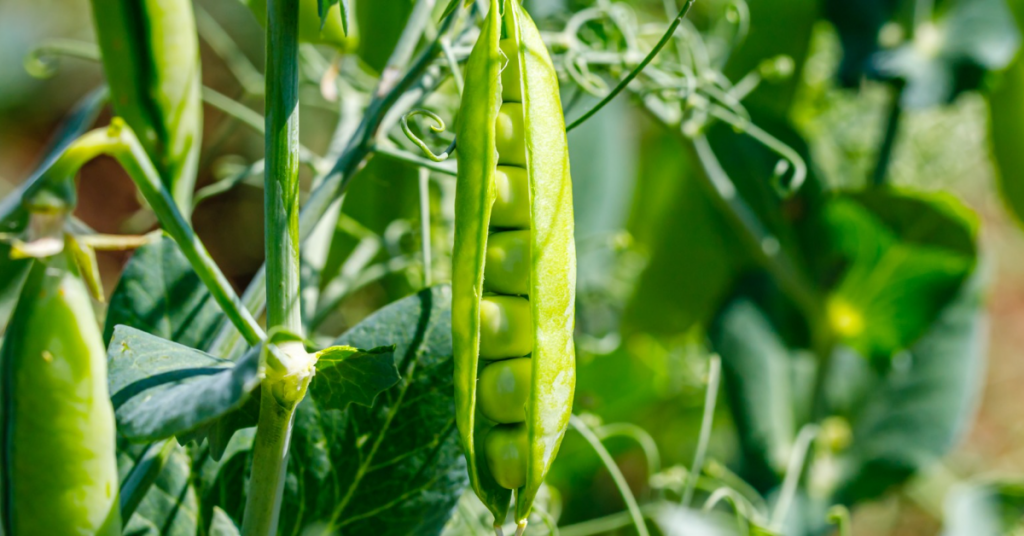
241;389;297;535
241;0;303;533
264;0;302;338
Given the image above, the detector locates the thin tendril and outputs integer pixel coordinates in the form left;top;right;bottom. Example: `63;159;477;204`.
566;0;697;132
826;505;852;536
24;39;100;78
570;415;650;536
770;424;821;532
401;109;453;162
682;354;721;507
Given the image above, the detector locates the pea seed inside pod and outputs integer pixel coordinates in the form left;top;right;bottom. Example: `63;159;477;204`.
479;296;534;359
484;230;531;296
484;423;529;490
491;166;531;229
495;103;527;167
478;357;532;423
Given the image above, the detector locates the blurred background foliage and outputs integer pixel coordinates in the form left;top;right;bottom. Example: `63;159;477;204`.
5;0;1024;533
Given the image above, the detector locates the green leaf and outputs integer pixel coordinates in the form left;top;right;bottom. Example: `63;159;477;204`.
209;507;241;536
310;345;400;410
208;285;467;535
118;442;199;536
108;326;261;442
104;236;226;351
942;481;1024;535
821;190;977;359
833;271;988;503
709;298;809;489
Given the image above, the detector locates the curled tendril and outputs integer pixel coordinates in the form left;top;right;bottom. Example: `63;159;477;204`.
23;40;101;79
401;110;455;162
707;104;808;196
826;505;852;536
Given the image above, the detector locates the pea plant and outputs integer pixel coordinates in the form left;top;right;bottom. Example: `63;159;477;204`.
1;0;1022;534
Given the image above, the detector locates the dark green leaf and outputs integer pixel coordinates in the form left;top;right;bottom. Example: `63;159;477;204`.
118;442;199;536
821;190;976;359
108;326;261;442
208;285;467;535
942;481;1024;535
709;298;810;489
209;507;241;536
310;345;400;410
834;271;987;503
104;236;226;351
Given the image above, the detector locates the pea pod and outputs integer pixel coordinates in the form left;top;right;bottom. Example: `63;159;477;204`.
452;0;576;530
90;0;203;212
1;245;121;535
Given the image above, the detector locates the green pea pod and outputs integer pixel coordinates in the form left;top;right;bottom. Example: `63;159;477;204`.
90;0;203;212
453;0;576;530
1;245;121;535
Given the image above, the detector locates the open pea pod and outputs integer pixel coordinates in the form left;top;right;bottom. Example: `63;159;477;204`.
90;0;203;212
0;244;121;535
452;0;576;530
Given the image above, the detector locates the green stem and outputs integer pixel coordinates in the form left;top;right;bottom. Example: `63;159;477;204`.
241;0;306;532
871;84;904;188
262;0;302;340
207;4;458;359
418;167;432;287
570;415;650;536
565;0;696;132
241;388;298;535
19;121;265;346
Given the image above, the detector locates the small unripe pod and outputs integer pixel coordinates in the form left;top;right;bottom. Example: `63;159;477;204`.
484;230;531;296
491;166;531;229
495;103;527;167
478;357;532;423
484;423;529;490
479;296;533;359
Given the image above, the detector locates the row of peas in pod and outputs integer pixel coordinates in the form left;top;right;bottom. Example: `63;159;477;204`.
453;0;577;533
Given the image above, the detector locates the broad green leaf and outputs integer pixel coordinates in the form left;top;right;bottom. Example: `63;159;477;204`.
118;442;199;536
108;326;261;442
821;190;976;359
709;298;809;489
833;271;987;503
104;236;226;351
310;345;399;410
209;507;241;536
209;285;467;535
942;481;1024;535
